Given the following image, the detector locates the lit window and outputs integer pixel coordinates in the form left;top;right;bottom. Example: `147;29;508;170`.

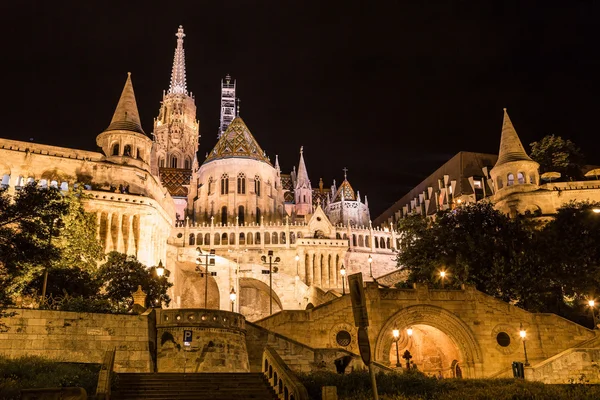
507;174;515;186
221;174;229;195
474;180;482;189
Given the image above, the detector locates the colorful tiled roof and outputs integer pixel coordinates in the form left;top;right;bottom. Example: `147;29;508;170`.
159;167;191;197
333;179;356;202
203;117;270;165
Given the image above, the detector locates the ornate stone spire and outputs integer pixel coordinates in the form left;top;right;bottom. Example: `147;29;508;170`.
168;26;187;95
495;108;532;167
296;146;310;188
104;72;145;134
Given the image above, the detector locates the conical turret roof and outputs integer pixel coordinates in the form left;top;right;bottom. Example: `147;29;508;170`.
104;72;145;134
295;146;310;188
495;108;532;167
204;117;270;164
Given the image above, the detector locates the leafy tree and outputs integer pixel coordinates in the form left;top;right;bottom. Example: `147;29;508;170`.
96;252;172;310
21;267;102;299
530;135;585;180
397;202;546;309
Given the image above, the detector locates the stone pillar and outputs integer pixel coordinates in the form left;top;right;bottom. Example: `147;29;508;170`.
116;213;124;253
105;213;114;253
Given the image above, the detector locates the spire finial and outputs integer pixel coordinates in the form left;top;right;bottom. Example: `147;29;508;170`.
343;167;348;179
168;25;187;95
300;146;303;155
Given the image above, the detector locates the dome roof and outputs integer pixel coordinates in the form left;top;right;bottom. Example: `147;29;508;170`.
203;117;270;165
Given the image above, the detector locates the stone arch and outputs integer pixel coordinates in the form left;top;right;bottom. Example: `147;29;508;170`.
239;277;283;321
375;305;483;378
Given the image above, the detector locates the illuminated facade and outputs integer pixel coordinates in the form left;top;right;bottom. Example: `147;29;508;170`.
0;26;398;321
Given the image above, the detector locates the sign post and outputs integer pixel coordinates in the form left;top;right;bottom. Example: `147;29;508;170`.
348;273;379;400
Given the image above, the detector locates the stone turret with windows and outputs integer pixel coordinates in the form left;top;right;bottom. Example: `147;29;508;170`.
489;109;540;212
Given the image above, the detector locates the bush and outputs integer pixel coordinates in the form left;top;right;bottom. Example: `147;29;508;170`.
56;295;117;313
0;355;100;399
297;371;600;400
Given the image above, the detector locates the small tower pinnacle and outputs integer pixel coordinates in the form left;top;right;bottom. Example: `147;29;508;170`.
168;25;187;95
343;167;348;180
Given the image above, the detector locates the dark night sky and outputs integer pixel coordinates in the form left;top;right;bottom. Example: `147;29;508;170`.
2;1;599;217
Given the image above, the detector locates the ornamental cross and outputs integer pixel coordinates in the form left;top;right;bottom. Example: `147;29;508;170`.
342;167;348;179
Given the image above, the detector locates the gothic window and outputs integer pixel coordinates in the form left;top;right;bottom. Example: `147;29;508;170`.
184;157;191;169
365;235;371;247
255;176;261;196
380;237;385;249
358;235;364;247
221;174;229;195
387;238;391;249
159;158;165;168
375;238;379;249
230;233;235;245
255;232;261;244
517;172;525;184
237;173;246;194
272;232;279;244
112;143;120;156
214;233;220;245
239;232;246;245
290;232;296;244
247;232;253;245
281;232;286;244
256;207;261;224
221;206;227;225
204;233;210;245
353;235;357;247
189;233;195;245
171;156;178;168
123;145;132;157
222;232;229;245
238;205;245;226
507;173;515;186
303;195;306;203
264;232;271;245
196;233;203;246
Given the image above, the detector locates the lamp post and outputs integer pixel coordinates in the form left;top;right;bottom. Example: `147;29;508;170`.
520;323;530;366
405;327;413;369
589;300;597;329
230;288;237;312
340;264;346;295
368;254;373;278
392;327;401;368
196;247;216;309
261;250;280;315
156;260;165;277
41;218;58;299
439;270;447;289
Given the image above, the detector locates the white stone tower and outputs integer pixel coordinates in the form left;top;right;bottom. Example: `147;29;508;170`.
294;146;313;217
218;75;236;139
152;25;200;174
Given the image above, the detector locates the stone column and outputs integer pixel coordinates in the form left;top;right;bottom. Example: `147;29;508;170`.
105;212;114;253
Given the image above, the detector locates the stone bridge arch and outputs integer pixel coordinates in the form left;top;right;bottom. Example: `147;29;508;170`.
375;304;483;377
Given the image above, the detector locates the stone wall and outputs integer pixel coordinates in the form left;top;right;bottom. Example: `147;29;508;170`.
526;348;600;384
0;309;153;372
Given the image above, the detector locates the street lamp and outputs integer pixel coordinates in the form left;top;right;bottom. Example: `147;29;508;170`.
520;323;530;366
593;208;600;214
156;260;165;277
407;327;413;337
392;327;401;368
340;264;346;295
230;288;237;312
196;247;216;309
589;299;597;329
368;254;373;277
261;250;280;315
439;270;447;289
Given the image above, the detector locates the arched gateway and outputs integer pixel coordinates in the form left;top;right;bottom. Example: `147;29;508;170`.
375;305;483;378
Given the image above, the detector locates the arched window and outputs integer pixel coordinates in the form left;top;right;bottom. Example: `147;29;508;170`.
230;233;235;245
387;238;391;249
112;143;120;156
238;205;245;226
204;233;210;246
272;232;279;244
255;176;261;196
170;156;178;168
2;174;10;187
214;233;221;245
517;172;525;184
137;149;142;160
281;232;286;244
365;235;371;247
264;232;271;245
221;174;229;195
256;207;261;224
255;232;261;244
239;232;246;245
159;158;165;168
497;177;503;189
123;145;132;157
380;237;385;249
237;173;246;194
221;206;227;225
222;232;229;245
290;232;296;244
197;233;203;246
507;173;515;186
353;235;357;247
375;238;379;248
184;157;191;169
189;233;195;245
247;232;253;245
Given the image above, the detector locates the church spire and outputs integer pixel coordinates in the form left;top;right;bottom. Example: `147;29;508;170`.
296;146;310;188
104;72;145;134
495;108;532;167
168;26;187;95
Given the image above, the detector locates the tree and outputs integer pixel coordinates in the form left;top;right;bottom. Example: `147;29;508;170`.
530;135;585;180
397;203;546;309
96;252;172;311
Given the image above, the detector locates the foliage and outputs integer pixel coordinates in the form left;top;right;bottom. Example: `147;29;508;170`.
97;251;172;309
0;355;100;400
20;267;102;299
396;201;600;325
530;134;585;180
298;370;600;400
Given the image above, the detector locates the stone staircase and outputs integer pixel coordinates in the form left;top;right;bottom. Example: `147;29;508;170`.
111;372;278;400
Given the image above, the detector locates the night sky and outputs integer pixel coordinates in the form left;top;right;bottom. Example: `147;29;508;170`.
3;1;599;217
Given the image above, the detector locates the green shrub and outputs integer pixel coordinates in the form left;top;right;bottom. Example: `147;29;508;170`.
0;355;100;400
297;370;600;400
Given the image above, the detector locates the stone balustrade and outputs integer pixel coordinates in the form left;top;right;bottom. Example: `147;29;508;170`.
263;346;309;400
